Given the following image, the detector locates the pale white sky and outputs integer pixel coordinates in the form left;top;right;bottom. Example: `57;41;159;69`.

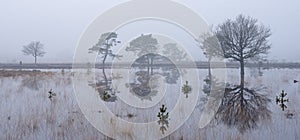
0;0;299;63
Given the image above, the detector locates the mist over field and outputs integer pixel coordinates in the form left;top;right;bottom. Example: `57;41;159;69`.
0;0;300;140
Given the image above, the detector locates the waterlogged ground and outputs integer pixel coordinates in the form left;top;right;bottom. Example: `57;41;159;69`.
0;68;299;140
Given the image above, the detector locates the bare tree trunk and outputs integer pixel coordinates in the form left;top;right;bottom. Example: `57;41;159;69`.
240;60;245;87
34;56;37;64
34;56;37;70
240;59;245;106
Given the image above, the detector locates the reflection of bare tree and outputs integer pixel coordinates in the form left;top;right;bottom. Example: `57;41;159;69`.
201;75;271;133
199;15;272;133
89;70;120;102
250;68;263;78
215;85;271;133
257;60;264;77
21;75;43;90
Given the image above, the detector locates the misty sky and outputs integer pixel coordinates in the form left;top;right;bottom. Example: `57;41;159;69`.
0;0;299;63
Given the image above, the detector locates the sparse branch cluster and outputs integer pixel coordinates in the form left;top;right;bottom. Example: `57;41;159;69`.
215;15;271;61
216;86;271;133
201;15;272;133
22;41;46;64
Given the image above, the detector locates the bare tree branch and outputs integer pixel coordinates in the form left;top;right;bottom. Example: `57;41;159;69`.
22;41;46;64
210;15;272;133
215;15;271;62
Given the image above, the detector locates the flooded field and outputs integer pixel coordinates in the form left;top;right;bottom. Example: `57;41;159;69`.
0;68;299;140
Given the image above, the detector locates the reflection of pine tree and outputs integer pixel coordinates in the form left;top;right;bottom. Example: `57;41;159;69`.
158;118;169;134
275;90;289;111
203;75;212;95
157;104;169;134
129;54;181;101
88;69;118;102
182;81;192;98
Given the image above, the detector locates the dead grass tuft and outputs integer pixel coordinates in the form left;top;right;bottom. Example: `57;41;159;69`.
0;70;55;78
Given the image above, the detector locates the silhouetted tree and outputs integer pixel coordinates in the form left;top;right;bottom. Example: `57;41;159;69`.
126;34;158;56
89;32;121;73
22;41;46;64
197;32;223;80
126;34;158;74
215;14;271;87
212;15;272;133
162;43;188;62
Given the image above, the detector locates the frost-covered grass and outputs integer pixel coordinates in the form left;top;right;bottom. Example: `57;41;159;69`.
0;70;109;140
0;68;299;140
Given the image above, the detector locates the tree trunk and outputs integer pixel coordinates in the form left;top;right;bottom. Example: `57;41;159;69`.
103;68;108;88
150;57;153;75
208;58;212;81
102;52;108;74
147;57;150;75
34;56;37;65
240;59;245;106
34;56;37;70
240;60;245;88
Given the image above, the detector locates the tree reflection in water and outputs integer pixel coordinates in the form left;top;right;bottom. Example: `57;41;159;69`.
157;104;169;134
88;70;121;102
21;74;44;91
128;53;180;101
202;76;271;133
215;84;271;133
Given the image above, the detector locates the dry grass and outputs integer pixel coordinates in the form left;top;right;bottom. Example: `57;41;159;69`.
0;69;299;139
0;71;104;140
0;70;55;78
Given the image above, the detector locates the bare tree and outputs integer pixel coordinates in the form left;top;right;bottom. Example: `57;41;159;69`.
22;41;46;64
212;15;272;133
215;14;271;87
